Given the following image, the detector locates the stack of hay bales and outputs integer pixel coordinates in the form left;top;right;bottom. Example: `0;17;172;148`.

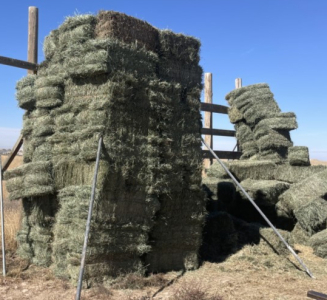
202;83;327;261
5;11;204;283
226;84;298;162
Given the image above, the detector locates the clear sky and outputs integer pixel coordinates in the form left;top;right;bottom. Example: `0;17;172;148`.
1;1;326;160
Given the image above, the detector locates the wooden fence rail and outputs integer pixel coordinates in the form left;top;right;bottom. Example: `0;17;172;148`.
201;73;242;162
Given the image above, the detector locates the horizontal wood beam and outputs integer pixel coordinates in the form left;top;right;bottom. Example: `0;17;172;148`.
2;136;23;173
0;55;38;71
200;102;228;114
202;150;242;160
307;291;327;300
201;128;235;137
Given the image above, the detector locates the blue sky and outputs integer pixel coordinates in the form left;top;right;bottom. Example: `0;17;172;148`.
1;1;326;160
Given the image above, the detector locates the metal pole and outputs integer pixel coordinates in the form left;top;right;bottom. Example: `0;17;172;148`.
0;156;6;276
75;136;103;300
201;137;315;279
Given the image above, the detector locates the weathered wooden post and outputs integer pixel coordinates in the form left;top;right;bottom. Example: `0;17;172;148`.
28;6;38;75
235;78;242;152
204;73;213;169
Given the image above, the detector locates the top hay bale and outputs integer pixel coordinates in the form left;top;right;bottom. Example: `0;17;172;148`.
95;10;159;52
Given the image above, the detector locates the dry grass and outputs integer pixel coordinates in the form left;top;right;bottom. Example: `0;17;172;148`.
1;155;23;255
311;159;327;166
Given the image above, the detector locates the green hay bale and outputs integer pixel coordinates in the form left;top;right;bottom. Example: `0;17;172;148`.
200;212;238;260
257;129;293;151
59;23;94;47
157;59;203;89
226;84;281;125
228;160;277;181
63;39;158;78
53;159;109;190
288;146;310;166
35;75;64;88
158;30;201;63
228;106;244;123
206;160;230;179
294;198;327;236
57;14;95;49
278;169;327;215
35;86;64;108
225;83;270;105
43;30;59;60
235;122;255;144
254;113;298;140
308;229;327;258
290;222;310;246
274;164;327;183
16;75;36;110
238;179;290;206
240;141;259;160
59;14;96;32
4;161;54;200
95;10;160;53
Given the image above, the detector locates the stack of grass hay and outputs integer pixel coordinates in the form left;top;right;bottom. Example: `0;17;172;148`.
202;83;327;261
4;11;205;283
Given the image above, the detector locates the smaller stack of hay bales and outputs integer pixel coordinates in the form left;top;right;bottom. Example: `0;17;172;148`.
226;84;298;162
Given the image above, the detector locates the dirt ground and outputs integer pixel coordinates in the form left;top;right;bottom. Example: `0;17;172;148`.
0;243;326;300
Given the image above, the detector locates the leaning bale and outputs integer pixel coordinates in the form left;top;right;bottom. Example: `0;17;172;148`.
16;75;36;110
278;169;327;215
294;197;327;236
309;229;327;259
288;146;310;166
226;84;281;125
225;83;270;106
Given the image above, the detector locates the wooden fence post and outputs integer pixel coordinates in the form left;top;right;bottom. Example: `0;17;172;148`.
235;78;242;152
27;6;38;75
204;73;213;169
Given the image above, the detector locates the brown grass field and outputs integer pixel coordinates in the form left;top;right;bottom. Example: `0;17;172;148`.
0;156;326;299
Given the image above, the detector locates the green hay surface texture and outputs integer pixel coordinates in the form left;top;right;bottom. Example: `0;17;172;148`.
278;169;327;215
9;10;204;283
309;229;327;258
288;146;310;166
294;197;327;236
